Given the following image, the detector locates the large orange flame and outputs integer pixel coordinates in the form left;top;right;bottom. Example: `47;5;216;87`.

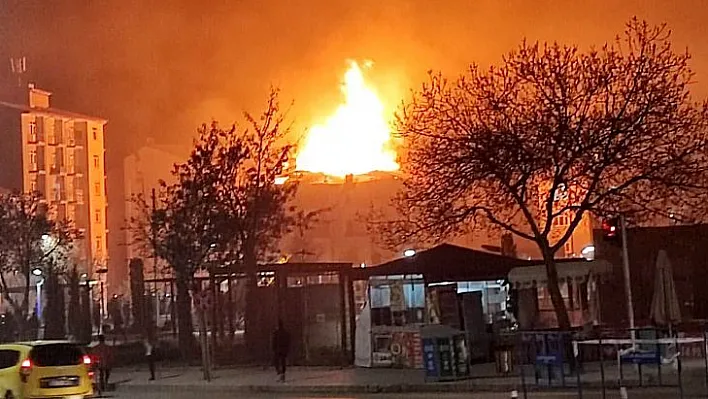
296;61;399;177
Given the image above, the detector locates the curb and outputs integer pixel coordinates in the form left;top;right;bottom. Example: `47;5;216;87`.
116;379;702;395
117;382;547;395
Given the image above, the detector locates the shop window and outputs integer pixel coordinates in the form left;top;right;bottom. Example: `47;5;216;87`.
537;282;586;311
257;272;275;287
370;278;425;327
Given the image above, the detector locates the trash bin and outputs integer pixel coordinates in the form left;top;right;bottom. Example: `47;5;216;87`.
421;324;469;382
494;345;515;374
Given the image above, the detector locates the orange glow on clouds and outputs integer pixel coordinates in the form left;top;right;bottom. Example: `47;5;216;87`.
296;61;399;177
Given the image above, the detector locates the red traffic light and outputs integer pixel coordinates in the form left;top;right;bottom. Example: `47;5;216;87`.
602;218;619;239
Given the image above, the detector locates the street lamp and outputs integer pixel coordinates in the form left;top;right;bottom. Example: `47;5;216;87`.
403;249;416;257
581;245;595;261
31;268;43;277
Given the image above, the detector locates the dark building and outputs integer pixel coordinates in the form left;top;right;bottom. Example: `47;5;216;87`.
595;224;708;327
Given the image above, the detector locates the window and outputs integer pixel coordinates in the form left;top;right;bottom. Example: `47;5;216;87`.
67;204;76;222
95;209;101;224
29;149;37;170
0;350;20;369
67;153;75;173
95;236;102;252
50;150;57;169
29;344;83;367
29;178;37;193
564;242;574;257
537;283;578;311
94;182;101;196
29;121;37;142
370;277;426;327
92;128;97;140
93;155;99;169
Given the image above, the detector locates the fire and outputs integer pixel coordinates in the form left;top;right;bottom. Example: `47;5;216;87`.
296;61;399;177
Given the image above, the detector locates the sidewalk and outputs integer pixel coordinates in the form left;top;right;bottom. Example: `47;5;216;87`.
113;365;525;394
112;360;708;395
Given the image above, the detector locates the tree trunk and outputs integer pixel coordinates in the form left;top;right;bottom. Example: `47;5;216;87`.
543;251;572;330
44;270;66;339
175;272;194;358
242;238;259;359
67;271;81;339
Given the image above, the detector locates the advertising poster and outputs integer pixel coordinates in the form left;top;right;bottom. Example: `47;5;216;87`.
390;280;405;312
390;331;423;368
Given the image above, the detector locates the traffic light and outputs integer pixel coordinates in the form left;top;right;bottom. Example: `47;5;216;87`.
602;217;620;243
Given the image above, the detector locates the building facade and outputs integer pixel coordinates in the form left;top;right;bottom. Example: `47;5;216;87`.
0;84;108;277
121;144;187;287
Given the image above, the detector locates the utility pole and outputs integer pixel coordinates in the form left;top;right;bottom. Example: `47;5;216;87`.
150;188;158;337
620;215;636;344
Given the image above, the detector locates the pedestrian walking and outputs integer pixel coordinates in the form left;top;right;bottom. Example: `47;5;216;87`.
94;335;113;391
144;338;156;380
271;319;290;382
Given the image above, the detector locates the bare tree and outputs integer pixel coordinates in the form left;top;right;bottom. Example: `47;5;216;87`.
375;19;708;329
129;125;233;353
130;89;299;355
217;89;298;350
0;192;76;338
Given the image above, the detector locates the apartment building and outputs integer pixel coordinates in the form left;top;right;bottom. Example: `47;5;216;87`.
0;84;108;277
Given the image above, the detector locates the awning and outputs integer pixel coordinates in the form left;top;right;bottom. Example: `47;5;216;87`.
508;260;613;289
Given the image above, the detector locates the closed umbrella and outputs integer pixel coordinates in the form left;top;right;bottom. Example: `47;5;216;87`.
650;250;681;330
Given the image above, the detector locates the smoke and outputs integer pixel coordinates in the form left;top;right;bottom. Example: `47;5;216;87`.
2;0;707;159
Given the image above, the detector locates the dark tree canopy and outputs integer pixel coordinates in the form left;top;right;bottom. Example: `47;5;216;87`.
0;192;76;337
130;89;300;353
378;19;708;328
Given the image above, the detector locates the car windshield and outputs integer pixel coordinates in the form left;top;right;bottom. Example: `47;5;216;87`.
29;344;83;367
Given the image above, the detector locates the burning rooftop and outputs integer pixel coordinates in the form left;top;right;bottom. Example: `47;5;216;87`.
295;61;400;177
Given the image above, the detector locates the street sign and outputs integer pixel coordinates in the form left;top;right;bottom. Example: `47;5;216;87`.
620;350;660;365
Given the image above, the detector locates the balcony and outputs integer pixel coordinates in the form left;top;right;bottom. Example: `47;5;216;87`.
50;190;66;203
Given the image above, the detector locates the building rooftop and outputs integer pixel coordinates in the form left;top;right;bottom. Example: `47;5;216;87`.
0;100;107;124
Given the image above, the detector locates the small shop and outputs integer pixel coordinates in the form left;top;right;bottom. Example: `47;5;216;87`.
352;244;531;369
507;259;613;329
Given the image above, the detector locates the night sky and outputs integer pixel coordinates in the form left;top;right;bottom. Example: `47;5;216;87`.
2;0;707;162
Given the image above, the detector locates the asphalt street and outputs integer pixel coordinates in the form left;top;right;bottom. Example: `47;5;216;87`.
107;388;699;399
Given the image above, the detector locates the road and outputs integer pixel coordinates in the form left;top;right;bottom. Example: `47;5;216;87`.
108;388;700;399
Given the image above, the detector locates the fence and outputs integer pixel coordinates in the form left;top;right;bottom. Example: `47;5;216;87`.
505;327;708;398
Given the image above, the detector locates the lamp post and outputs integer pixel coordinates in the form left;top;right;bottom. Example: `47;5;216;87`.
96;268;108;335
619;215;636;345
32;268;43;320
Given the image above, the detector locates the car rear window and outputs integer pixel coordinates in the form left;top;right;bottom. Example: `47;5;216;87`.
0;350;20;369
29;344;83;367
